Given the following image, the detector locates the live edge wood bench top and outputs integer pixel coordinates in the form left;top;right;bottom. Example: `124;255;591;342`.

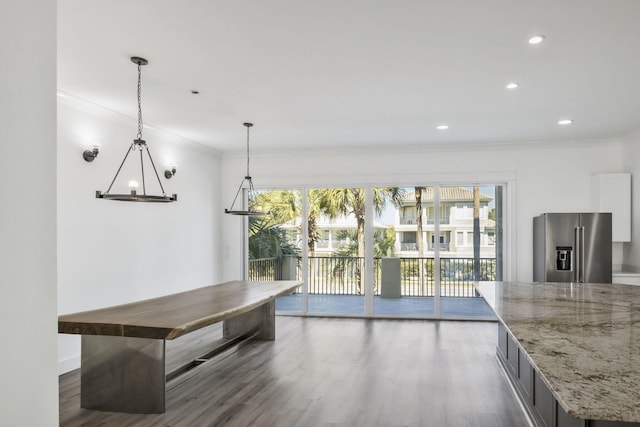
58;280;302;340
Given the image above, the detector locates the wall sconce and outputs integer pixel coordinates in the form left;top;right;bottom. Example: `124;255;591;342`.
164;166;177;179
83;145;100;162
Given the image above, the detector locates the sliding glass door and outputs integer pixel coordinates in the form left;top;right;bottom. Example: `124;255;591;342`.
247;189;303;313
246;182;504;319
373;186;436;317
438;185;498;318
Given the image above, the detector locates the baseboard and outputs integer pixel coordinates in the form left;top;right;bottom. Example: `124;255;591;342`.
58;355;80;375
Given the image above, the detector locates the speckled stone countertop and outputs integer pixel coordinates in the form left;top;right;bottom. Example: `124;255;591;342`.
476;281;640;423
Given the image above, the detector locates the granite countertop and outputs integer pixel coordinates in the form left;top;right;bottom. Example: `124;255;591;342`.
476;281;640;423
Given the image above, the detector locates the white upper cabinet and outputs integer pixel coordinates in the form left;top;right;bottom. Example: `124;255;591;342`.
591;173;631;242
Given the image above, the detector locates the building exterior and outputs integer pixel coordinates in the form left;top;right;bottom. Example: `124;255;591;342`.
395;187;496;258
276;187;496;259
282;214;389;255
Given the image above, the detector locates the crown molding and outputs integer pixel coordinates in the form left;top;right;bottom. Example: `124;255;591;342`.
620;127;640;145
57;91;221;157
223;136;622;159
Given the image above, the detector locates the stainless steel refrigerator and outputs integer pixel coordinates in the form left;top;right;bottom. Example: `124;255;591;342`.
533;213;612;283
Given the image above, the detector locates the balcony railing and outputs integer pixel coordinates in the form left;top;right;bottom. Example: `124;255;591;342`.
249;257;284;281
400;217;417;225
248;256;497;298
400;242;417;251
428;242;451;251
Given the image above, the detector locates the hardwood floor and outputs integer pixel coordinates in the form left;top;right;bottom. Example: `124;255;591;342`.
59;317;530;427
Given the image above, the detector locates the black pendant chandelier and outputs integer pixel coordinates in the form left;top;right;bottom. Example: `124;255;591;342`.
96;57;177;202
225;122;269;216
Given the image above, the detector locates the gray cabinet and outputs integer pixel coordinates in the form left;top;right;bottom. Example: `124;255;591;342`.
506;332;518;376
556;404;584;427
496;322;640;427
533;371;554;427
517;349;533;402
497;323;507;359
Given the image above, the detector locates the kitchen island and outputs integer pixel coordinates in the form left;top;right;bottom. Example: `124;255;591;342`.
475;281;640;427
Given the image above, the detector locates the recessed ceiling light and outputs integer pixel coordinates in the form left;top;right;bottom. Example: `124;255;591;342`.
436;125;449;130
506;82;519;90
528;35;545;45
558;119;574;125
191;90;200;94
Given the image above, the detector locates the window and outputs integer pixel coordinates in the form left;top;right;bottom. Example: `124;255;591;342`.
400;207;416;224
455;203;473;220
487;231;495;246
427;205;451;224
246;184;505;319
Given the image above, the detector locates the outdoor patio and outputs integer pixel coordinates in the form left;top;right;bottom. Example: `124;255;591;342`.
276;294;495;318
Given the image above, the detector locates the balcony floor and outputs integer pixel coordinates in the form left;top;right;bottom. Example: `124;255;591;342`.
276;294;495;318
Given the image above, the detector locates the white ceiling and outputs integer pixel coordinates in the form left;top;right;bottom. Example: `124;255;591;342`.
58;0;640;153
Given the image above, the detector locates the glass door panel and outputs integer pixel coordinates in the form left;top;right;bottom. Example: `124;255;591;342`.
246;183;505;319
306;188;365;315
373;186;435;318
248;189;303;313
439;185;497;318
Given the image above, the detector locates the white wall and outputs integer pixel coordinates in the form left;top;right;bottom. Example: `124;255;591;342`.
622;133;640;271
221;140;624;281
57;98;222;373
0;1;58;425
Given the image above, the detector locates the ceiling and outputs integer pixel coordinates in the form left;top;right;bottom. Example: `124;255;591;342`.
58;0;640;153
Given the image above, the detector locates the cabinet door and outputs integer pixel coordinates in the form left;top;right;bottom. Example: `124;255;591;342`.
497;323;507;359
592;173;631;242
557;402;583;427
518;350;533;404
533;371;554;427
506;333;518;375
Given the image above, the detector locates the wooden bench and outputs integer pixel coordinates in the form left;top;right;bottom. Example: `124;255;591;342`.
58;280;302;414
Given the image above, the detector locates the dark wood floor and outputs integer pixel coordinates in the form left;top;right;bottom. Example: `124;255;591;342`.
59;317;530;427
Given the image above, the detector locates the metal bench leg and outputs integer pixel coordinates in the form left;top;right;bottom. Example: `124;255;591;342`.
81;335;166;414
223;300;276;340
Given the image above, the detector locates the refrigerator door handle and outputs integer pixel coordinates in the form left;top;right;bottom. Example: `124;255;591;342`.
575;226;585;283
580;226;585;282
574;227;581;282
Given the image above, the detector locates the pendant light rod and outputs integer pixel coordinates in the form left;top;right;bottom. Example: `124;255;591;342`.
96;56;176;203
225;122;269;216
244;122;253;178
133;57;146;140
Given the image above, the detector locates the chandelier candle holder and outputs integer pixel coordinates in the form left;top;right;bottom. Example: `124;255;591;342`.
225;122;270;216
95;56;177;202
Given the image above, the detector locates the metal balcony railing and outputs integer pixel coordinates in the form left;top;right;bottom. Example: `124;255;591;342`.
249;257;283;281
400;242;417;251
248;256;497;298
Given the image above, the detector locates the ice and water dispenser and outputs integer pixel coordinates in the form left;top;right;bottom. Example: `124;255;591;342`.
556;247;572;271
534;213;612;283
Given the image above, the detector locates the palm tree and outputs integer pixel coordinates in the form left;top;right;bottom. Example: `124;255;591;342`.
248;217;300;259
248;191;301;280
317;187;403;292
333;228;397;258
414;186;426;292
253;189;327;258
252;190;298;229
333;227;396;293
473;185;481;281
306;190;324;257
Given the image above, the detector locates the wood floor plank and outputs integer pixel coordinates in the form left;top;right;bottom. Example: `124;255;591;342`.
59;317;529;427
